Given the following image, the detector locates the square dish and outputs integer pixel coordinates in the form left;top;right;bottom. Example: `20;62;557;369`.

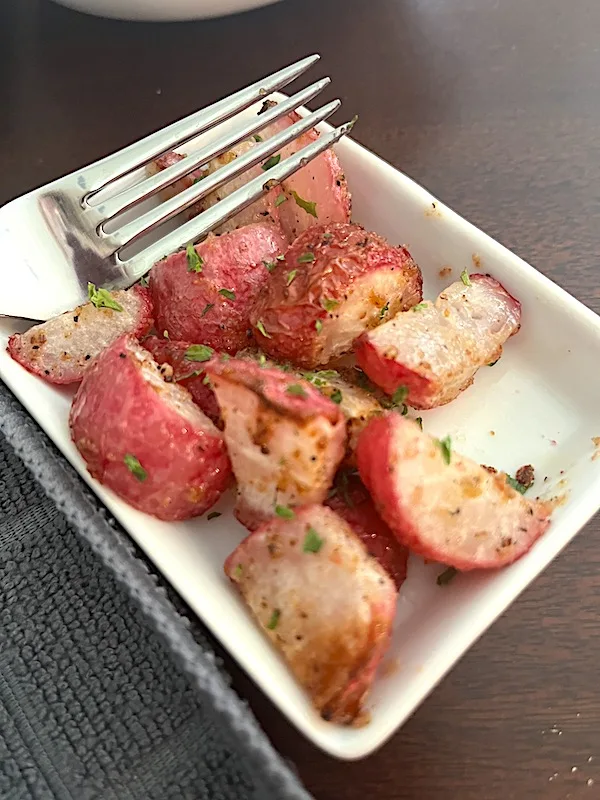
2;96;600;759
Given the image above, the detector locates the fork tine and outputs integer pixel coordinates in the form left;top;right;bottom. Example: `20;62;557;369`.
94;78;331;223
82;55;320;196
109;100;341;250
122;116;356;280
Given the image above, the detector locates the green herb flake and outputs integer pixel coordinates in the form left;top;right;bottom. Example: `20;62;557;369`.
124;454;147;482
286;270;297;287
297;252;315;264
253;134;263;142
321;298;339;312
379;302;389;320
506;475;528;495
258;353;267;366
185;344;214;363
207;511;221;521
330;388;343;405
139;275;149;287
303;527;324;554
315;319;323;334
415;416;423;429
401;404;408;416
218;288;236;302
163;330;169;339
202;375;212;386
290;190;318;218
275;505;295;519
234;564;243;579
412;302;428;312
256;319;271;339
186;244;204;273
276;254;285;261
437;435;452;465
286;384;307;398
266;608;281;630
262;154;281;171
201;303;214;317
302;369;340;388
263;260;277;272
437;566;458;586
392;385;409;406
87;283;123;312
275;193;287;207
460;269;471;287
322;232;333;242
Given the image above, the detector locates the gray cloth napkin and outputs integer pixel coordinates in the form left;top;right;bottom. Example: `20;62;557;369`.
0;381;313;800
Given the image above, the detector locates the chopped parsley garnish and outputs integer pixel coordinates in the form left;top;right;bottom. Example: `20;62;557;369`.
266;608;281;630
263;260;277;272
234;564;243;579
262;154;281;171
460;269;471;286
322;232;333;242
415;416;423;429
286;384;307;398
315;319;323;333
392;385;409;406
201;303;214;317
506;475;528;494
321;298;339;312
290;190;317;218
412;302;428;311
253;134;263;142
124;454;147;481
87;283;123;312
256;319;271;338
437;435;452;465
258;353;267;366
277;254;285;261
303;527;323;553
379;302;389;320
185;344;214;362
275;193;287;207
297;252;315;264
202;375;212;386
218;288;236;301
302;369;340;388
186;244;204;273
286;270;297;286
139;275;149;287
207;511;221;520
437;566;457;586
330;388;343;404
275;505;295;519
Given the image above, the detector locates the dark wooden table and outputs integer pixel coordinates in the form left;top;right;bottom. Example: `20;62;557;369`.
2;0;600;797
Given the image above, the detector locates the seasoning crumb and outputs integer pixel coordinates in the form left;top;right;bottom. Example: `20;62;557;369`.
438;266;452;278
490;430;495;436
572;766;578;773
472;253;481;268
588;756;593;763
588;778;594;787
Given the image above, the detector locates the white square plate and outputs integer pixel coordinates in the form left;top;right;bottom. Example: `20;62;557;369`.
2;97;600;760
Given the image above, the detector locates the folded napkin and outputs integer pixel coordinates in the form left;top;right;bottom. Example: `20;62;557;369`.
0;381;313;800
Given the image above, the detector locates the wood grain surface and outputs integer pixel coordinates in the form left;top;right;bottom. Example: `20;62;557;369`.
1;1;600;797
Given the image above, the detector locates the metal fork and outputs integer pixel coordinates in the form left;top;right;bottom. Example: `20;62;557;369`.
0;54;354;321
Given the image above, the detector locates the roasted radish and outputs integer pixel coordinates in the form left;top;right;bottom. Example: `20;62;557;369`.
70;336;231;520
251;223;422;368
150;222;287;352
355;273;521;408
356;413;550;570
224;504;397;723
8;285;153;385
204;358;346;529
